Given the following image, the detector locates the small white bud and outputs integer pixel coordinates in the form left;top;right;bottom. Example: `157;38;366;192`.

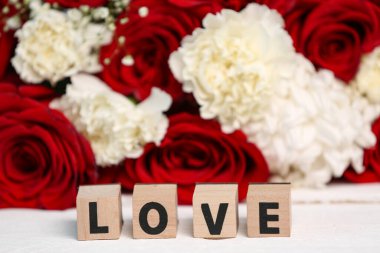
138;6;149;18
122;55;134;66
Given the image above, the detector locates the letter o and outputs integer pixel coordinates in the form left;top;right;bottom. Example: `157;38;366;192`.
139;202;168;235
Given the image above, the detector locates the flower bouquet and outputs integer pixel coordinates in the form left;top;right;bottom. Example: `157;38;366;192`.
1;0;380;209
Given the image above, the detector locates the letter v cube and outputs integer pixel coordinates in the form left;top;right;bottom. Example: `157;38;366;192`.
192;183;238;239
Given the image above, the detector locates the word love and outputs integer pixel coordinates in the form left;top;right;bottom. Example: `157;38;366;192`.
76;183;291;240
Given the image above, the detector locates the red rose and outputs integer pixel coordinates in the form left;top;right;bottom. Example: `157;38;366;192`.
254;0;296;15
44;0;108;8
169;0;250;11
168;0;294;13
218;0;251;10
0;12;16;80
285;0;380;82
97;164;123;185
0;81;57;105
0;0;22;20
1;0;30;80
0;30;14;80
0;91;96;209
344;116;380;183
100;0;206;101
118;113;269;204
369;0;380;5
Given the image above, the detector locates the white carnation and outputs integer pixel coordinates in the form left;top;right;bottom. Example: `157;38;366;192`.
169;3;295;133
352;47;380;104
243;56;379;187
50;74;172;166
12;8;112;85
169;3;378;187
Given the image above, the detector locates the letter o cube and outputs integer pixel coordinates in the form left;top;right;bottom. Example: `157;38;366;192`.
132;184;178;239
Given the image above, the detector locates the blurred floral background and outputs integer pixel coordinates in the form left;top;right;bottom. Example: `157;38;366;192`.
1;0;380;209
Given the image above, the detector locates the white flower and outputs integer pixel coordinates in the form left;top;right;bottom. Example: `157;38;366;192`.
170;3;378;187
243;56;379;187
92;7;110;20
352;47;380;104
169;3;295;133
50;74;172;166
12;8;112;85
5;15;21;30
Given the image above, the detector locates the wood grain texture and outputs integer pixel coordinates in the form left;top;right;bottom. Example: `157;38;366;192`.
193;183;238;239
76;184;122;240
247;183;291;237
132;184;178;239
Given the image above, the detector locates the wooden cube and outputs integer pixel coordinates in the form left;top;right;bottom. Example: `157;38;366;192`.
247;183;291;237
192;183;238;239
76;184;123;240
132;184;178;239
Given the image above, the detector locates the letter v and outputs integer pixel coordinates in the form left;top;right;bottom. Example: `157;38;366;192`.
201;203;229;235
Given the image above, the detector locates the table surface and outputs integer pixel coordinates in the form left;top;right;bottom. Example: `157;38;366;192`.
1;184;380;253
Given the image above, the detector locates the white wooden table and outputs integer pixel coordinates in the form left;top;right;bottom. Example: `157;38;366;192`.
1;184;380;252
